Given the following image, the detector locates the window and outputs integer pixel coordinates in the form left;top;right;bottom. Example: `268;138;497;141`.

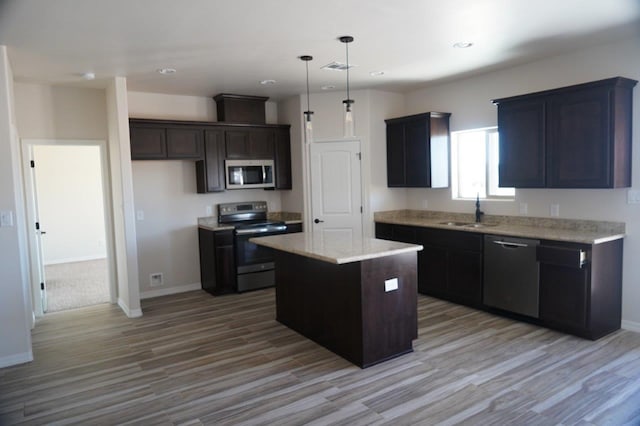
451;127;515;200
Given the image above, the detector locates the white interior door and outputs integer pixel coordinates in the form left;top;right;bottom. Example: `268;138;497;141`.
310;140;362;239
22;145;48;314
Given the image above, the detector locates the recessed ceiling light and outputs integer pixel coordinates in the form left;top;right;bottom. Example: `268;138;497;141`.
369;71;385;77
260;79;277;85
453;42;473;49
157;68;177;75
321;85;335;90
81;72;95;80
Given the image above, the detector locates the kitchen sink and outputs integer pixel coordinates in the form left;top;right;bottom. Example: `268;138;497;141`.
438;221;498;228
464;223;498;228
438;221;473;226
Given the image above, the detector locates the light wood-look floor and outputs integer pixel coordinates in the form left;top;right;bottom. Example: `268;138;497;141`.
2;289;640;425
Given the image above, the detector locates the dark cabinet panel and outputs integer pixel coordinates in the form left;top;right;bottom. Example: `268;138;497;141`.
494;77;636;188
538;239;623;339
166;127;204;159
198;228;236;295
225;130;251;159
274;128;292;189
547;86;611;187
539;262;589;330
386;123;406;187
498;99;546;187
419;228;483;308
130;126;167;159
249;128;275;159
196;129;226;193
385;112;450;188
225;128;274;159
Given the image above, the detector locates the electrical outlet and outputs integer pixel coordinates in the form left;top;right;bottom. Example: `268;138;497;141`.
422;199;429;209
136;210;145;221
150;273;163;287
205;205;213;216
550;204;560;217
519;203;528;215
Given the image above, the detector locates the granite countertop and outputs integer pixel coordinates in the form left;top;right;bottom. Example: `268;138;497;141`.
197;211;302;231
374;210;625;245
250;232;423;265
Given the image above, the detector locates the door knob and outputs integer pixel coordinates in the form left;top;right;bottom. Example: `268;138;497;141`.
314;218;324;224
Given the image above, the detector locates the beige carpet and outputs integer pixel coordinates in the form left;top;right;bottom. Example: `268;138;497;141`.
45;259;110;312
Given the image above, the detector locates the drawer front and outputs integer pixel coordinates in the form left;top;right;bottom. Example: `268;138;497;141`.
421;228;483;251
537;245;589;268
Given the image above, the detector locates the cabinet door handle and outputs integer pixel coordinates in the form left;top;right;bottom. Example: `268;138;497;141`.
314;218;324;224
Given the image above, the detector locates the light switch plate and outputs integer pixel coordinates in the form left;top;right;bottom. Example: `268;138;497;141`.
0;210;14;227
627;190;640;204
136;210;144;221
519;203;528;215
205;205;213;216
385;278;398;292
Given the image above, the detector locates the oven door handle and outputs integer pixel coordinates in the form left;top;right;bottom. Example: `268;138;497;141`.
236;225;288;235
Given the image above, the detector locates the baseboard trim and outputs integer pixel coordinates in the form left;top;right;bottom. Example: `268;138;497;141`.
621;320;640;333
45;255;107;266
117;298;143;318
141;283;201;299
0;351;33;368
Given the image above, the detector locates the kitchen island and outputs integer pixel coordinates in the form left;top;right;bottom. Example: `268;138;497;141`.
251;232;423;368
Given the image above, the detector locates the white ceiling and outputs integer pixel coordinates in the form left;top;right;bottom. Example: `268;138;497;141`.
1;0;639;100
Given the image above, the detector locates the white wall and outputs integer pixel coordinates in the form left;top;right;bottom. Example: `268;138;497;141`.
127;91;284;296
403;36;640;326
0;45;33;368
14;84;108;139
33;145;107;264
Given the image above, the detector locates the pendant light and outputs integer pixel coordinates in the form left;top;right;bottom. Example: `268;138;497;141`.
339;35;355;137
300;55;314;143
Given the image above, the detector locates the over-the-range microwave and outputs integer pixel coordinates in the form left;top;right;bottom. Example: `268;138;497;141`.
225;159;275;189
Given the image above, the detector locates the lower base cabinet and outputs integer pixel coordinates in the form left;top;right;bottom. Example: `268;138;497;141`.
375;222;623;340
538;239;622;339
198;228;236;295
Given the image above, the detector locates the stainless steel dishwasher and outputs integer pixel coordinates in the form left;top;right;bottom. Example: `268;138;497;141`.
483;235;540;318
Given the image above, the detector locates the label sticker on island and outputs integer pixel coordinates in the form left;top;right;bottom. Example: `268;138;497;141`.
384;278;399;292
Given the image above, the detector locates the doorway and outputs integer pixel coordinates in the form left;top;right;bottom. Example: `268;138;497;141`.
22;140;115;314
309;140;363;239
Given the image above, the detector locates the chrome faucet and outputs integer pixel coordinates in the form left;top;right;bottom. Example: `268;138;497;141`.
475;195;484;223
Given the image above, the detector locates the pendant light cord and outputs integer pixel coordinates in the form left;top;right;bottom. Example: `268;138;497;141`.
345;41;350;108
306;60;311;113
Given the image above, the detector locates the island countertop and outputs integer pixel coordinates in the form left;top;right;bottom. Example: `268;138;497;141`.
250;232;423;265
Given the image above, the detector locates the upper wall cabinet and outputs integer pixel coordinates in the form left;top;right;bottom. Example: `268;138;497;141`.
130;119;204;160
129;118;292;192
385;112;451;188
493;77;637;188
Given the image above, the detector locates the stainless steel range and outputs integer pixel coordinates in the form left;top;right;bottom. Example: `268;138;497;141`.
218;201;290;292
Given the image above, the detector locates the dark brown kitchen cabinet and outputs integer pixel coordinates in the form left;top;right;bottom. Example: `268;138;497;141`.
385;112;451;188
130;124;167;159
225;128;274;159
274;128;292;189
129;119;204;160
166;127;204;159
419;228;483;308
538;239;622;340
198;228;237;295
493;77;637;188
196;129;226;193
497;98;546;187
